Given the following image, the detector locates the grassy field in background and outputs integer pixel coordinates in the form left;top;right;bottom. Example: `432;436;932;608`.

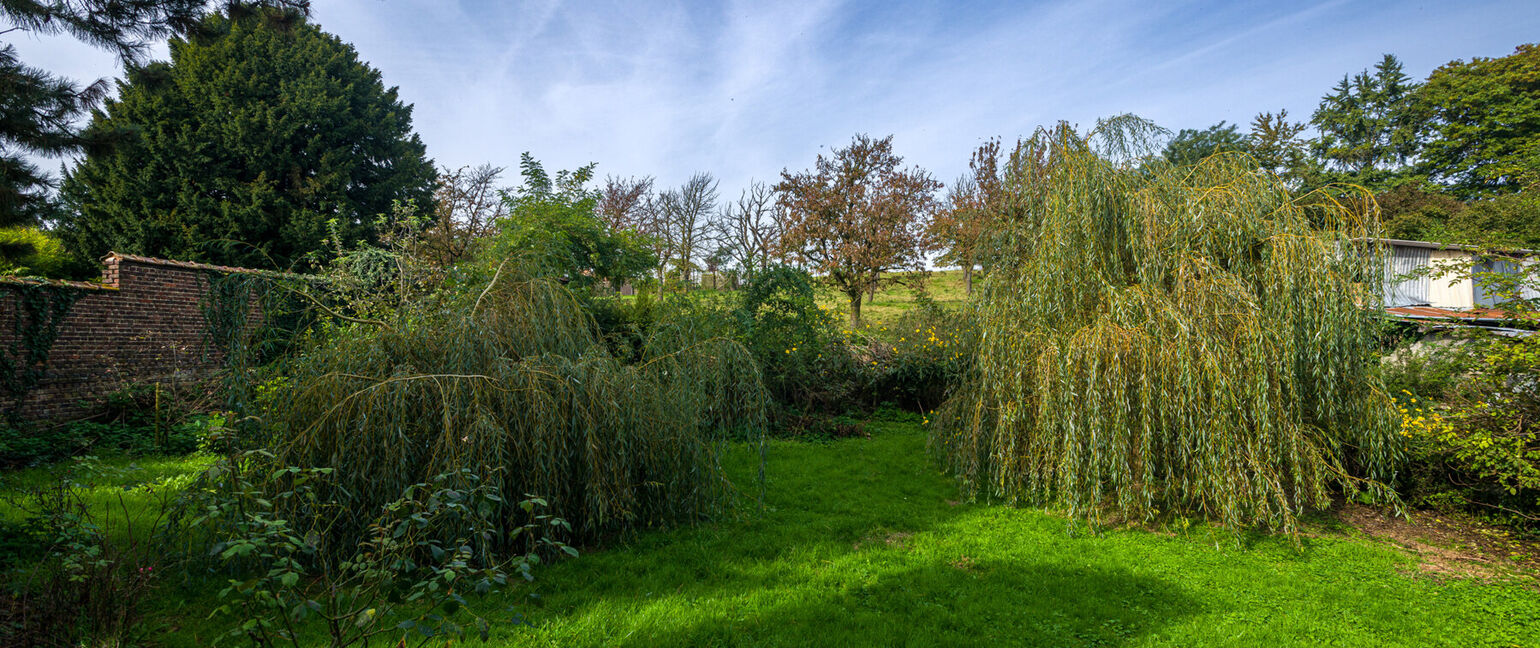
812;268;974;326
41;420;1529;647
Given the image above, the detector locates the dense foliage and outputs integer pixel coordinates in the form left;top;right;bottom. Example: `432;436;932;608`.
933;118;1403;532
58;9;435;268
1160;121;1249;167
1387;333;1540;532
0;1;309;229
1414;44;1540;197
483;155;654;293
0;227;80;278
252;265;766;554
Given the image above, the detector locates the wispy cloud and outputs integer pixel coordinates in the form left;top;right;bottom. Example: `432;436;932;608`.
11;0;1539;195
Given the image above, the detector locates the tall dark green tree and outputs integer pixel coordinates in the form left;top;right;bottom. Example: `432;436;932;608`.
1309;54;1421;188
58;8;434;268
1247;109;1310;183
1160;121;1248;167
0;1;308;229
1413;43;1540;197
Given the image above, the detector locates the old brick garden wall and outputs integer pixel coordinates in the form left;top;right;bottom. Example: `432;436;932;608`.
0;253;268;421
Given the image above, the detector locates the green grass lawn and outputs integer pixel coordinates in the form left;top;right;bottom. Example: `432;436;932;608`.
472;420;1538;647
12;424;1540;647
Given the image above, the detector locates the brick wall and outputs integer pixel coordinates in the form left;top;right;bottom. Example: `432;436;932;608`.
0;253;271;421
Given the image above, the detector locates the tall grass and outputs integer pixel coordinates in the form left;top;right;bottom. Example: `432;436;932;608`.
933;118;1403;532
254;266;767;556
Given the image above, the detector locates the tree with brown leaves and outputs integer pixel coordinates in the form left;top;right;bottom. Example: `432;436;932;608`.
597;175;654;232
929;139;1003;295
420;164;507;268
775;134;940;326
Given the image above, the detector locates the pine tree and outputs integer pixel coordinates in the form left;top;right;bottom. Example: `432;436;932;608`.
57;8;435;268
0;1;309;229
1309;54;1421;189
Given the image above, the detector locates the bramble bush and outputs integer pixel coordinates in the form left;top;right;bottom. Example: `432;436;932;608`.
730;266;858;413
182;455;574;648
859;289;977;413
0;458;183;646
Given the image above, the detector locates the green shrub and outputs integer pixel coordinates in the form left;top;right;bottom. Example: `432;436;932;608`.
254;267;766;557
731;266;856;410
1397;335;1540;531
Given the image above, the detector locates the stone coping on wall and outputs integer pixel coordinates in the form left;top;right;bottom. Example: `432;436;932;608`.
104;252;322;282
0;252;320;294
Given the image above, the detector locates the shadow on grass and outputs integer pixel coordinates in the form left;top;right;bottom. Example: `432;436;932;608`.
508;429;1199;646
603;560;1197;647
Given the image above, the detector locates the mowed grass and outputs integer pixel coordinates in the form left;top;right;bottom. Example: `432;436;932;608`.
481;421;1536;648
12;426;1540;647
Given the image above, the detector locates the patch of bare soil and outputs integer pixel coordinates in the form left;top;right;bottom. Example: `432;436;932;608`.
1337;503;1540;583
854;530;914;551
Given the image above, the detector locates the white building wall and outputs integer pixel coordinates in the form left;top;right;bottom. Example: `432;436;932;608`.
1427;248;1474;309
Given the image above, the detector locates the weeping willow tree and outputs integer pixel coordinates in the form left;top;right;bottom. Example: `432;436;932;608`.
253;264;767;556
933;117;1404;532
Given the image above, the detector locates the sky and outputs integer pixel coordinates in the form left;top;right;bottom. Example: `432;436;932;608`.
9;0;1540;199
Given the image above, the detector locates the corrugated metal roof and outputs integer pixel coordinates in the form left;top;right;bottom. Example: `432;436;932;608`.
1385;305;1538;336
1385;306;1511;319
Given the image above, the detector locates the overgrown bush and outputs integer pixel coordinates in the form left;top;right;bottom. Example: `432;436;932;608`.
730;266;859;411
1395;335;1540;532
0;459;180;647
934;118;1403;533
184;455;572;647
252;266;766;556
1380;332;1484;401
861;290;977;412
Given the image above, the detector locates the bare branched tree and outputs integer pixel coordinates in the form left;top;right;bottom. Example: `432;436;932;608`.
715;181;779;283
419;164;507;268
656;172;718;290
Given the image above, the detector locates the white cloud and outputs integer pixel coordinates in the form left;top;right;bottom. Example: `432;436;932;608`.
10;0;1539;197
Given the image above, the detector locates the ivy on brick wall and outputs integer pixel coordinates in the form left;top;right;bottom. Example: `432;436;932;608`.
0;285;82;415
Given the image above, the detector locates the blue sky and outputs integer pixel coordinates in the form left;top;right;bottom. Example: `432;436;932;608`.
12;0;1540;197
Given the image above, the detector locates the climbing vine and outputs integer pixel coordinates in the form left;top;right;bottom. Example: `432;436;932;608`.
0;284;82;414
201;273;256;364
200;272;321;441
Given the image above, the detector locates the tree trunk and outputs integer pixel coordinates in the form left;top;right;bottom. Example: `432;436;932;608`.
848;290;862;328
964;264;973;296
